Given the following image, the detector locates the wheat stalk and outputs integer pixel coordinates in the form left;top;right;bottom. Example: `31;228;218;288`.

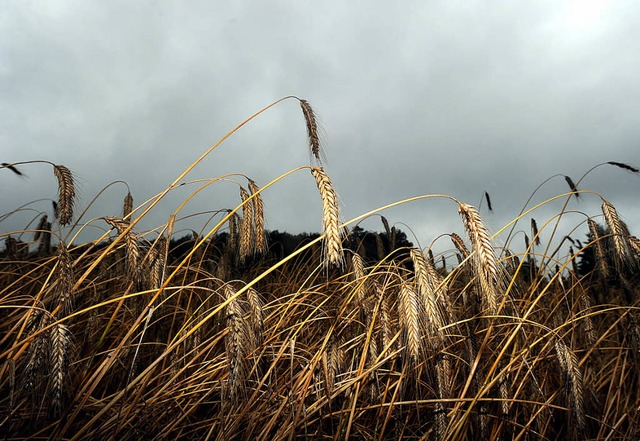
53;164;75;226
310;167;344;268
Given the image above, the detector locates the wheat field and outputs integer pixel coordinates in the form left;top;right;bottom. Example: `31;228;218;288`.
1;97;639;440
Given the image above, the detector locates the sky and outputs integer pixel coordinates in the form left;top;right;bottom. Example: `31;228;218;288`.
1;1;639;256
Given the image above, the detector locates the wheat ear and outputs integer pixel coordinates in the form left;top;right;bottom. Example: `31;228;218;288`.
248;179;266;255
123;191;134;220
602;199;635;273
53;165;75;226
410;248;447;350
53;240;74;317
458;202;500;315
49;322;73;418
555;336;586;434
310;167;344;268
299;99;323;164
239;187;253;263
398;282;422;366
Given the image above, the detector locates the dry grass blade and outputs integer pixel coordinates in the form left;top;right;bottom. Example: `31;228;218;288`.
310;167;344;268
53;164;75;226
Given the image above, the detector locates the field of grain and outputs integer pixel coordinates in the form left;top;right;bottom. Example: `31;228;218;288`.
1;97;639;440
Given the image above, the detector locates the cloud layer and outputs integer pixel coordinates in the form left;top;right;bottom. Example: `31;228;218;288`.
2;1;639;250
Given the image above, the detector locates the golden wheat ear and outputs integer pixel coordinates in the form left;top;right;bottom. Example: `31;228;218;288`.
53;164;75;226
123;191;133;220
310;167;344;268
248;179;266;256
299;99;325;164
238;186;253;263
458;202;500;314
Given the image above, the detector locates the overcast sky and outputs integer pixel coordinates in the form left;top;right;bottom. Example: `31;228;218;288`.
1;1;639;255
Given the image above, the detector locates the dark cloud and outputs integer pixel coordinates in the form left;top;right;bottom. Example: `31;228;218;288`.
1;1;639;251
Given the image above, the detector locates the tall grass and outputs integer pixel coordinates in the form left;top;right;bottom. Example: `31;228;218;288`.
1;97;639;440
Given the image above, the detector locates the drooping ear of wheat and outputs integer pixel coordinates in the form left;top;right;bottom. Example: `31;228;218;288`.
601;199;636;274
21;310;52;414
531;218;541;246
123;191;134;220
34;214;48;242
104;217;141;288
299;99;323;164
310;167;344;268
223;284;251;403
248;179;266;256
409;248;448;351
458;202;500;315
351;252;367;307
227;210;239;261
554;335;586;434
53;240;74;318
2;161;23;175
398;281;422;367
564;175;579;199
239;186;253;263
484;190;493;212
147;235;167;291
37;220;52;256
53;164;75;226
607;161;640;173
49;322;73;419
